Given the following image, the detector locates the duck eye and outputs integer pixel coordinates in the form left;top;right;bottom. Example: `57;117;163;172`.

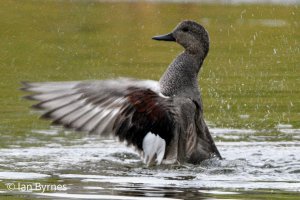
182;27;189;32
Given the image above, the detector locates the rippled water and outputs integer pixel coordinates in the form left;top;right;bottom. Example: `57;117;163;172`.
1;127;299;199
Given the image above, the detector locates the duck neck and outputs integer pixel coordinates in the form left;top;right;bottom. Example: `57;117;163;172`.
159;50;205;98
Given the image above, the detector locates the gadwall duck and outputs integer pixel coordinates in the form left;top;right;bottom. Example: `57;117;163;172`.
22;20;222;166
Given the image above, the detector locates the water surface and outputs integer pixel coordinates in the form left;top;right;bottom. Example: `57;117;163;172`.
1;128;299;199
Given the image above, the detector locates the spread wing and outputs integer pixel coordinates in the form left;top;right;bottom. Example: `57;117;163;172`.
21;78;177;165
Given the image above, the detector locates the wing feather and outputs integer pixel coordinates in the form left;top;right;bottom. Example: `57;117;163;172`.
21;78;178;165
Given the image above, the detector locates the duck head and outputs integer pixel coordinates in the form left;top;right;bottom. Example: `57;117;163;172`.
152;20;209;58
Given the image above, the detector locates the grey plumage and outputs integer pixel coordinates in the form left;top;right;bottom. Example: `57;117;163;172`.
21;20;221;166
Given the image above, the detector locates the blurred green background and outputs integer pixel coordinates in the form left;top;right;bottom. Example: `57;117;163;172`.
0;0;299;140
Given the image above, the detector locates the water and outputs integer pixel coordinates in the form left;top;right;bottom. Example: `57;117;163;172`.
0;1;299;199
1;128;299;199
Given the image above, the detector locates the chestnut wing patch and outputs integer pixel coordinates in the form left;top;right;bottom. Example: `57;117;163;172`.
113;87;176;150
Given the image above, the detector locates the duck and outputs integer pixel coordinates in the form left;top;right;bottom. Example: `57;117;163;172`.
21;20;222;166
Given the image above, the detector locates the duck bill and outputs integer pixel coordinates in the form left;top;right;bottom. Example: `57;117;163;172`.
152;33;175;41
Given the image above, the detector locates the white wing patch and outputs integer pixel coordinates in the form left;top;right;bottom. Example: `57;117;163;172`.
142;132;166;166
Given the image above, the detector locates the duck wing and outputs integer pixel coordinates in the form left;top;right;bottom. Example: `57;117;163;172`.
21;78;177;165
